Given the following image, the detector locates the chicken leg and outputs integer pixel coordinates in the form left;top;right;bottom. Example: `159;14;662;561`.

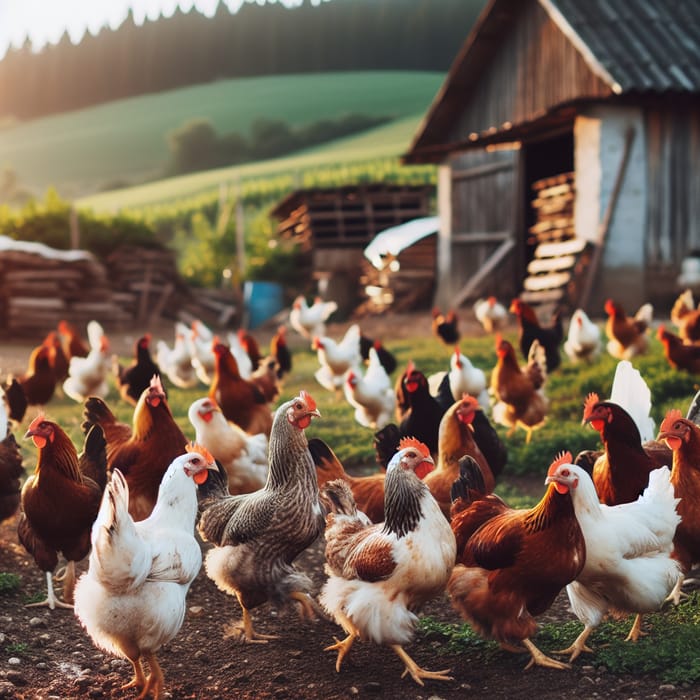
325;634;356;672
290;590;317;620
138;651;165;700
121;655;146;694
551;626;594;662
391;645;453;686
26;571;73;610
625;613;647;642
522;638;571;670
224;593;278;643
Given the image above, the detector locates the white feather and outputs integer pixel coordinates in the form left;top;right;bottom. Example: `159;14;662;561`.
609;360;655;443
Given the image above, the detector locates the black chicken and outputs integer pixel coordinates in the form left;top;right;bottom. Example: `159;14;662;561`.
114;334;162;406
509;298;563;373
432;308;460;346
397;361;445;455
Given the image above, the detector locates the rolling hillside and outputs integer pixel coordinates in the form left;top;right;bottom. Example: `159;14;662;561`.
1;71;444;202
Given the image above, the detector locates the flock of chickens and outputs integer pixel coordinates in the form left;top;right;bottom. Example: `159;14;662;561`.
1;287;700;696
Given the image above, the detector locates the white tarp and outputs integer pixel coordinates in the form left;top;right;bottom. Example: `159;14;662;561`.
363;216;438;269
0;234;94;262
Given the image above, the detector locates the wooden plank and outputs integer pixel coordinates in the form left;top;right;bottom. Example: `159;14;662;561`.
451;231;511;244
452;237;516;306
536;183;573;199
527;255;576;274
534;237;587;257
520;288;566;304
523;271;571;291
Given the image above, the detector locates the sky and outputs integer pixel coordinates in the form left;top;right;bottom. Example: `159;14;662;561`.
0;0;322;59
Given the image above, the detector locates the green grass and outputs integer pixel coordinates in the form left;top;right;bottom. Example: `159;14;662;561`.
1;71;443;201
0;572;21;594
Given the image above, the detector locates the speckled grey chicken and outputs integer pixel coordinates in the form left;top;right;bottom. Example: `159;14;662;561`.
197;391;325;642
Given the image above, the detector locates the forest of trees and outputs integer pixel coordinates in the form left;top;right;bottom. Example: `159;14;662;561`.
0;0;484;121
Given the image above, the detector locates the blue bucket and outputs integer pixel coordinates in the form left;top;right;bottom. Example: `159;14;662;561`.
244;281;284;329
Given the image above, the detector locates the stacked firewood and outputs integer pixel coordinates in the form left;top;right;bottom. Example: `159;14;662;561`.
527;172;575;246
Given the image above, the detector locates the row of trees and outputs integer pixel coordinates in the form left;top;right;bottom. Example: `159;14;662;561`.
0;0;484;120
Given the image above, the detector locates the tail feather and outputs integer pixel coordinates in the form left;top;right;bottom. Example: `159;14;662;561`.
83;395;117;427
450;455;487;505
609;360;654;442
79;424;108;491
309;438;348;481
320;478;358;517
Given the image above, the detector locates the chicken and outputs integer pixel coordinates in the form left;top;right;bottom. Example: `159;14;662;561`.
372;423;401;471
57;319;90;359
425;394;496;518
83;375;188;521
289;295;338;341
197;391;324;642
490;335;548;443
546;460;680;661
343;347;395;430
74;446;217;699
429;346;490;411
226;330;254;379
604;298;653;360
563;308;602;364
657;408;700;604
509;298;563;372
313;323;362;393
156;321;198;389
249;356;281;403
188;397;268;495
310;437;389;524
670;288;700;343
473;296;508;334
237;328;263;370
0;394;23;524
270;325;292;379
431;307;460;345
657;324;700;373
319;438;456;685
2;377;28;425
44;330;69;385
114;334;161;406
189;319;216;385
359;334;397;375
63;321;111;402
209;340;273;436
448;452;586;670
18;416;107;609
16;341;57;408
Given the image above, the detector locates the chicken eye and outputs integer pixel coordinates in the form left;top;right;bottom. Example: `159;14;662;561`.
294;402;302;410
561;469;570;477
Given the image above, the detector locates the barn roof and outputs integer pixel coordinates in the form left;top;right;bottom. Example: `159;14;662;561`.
405;0;700;162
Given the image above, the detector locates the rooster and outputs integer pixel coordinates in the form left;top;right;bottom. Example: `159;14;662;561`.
188;397;268;495
74;446;217;699
547;460;680;661
270;325;292;379
114;334;161;406
197;391;325;642
429;346;490;411
490;335;548;443
343;347;395;430
313;323;362;393
509;298;563;372
670;289;700;344
473;296;508;334
83;375;188;521
209;340;273;436
604;298;653;360
289;295;338;341
57;319;90;359
18;416;107;609
156;321;198;389
657;324;700;374
319;438;456;685
237;328;263;370
62;321;111;402
0;395;23;524
431;307;460;345
44;330;69;386
448;452;585;670
563;308;601;364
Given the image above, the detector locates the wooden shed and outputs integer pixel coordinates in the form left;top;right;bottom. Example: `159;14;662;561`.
404;0;700;314
270;184;433;315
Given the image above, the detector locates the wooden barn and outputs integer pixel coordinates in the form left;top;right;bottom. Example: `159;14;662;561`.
270;183;433;315
404;0;700;314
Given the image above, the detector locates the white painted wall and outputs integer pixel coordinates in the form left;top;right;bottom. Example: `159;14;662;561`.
435;163;453;307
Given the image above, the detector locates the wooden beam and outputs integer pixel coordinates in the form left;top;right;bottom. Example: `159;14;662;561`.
452;237;516;307
451;231;511;244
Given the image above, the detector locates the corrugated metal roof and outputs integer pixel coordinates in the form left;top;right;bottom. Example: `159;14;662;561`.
544;0;700;93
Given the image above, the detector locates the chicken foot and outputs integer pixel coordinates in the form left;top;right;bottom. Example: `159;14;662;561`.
551;626;594;662
522;638;571;670
224;595;279;643
625;613;647;642
26;571;73;610
665;574;689;606
391;645;453;686
325;634;357;672
137;652;165;700
121;655;146;694
290;590;318;621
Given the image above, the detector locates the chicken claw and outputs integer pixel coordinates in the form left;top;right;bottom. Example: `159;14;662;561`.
522;638;571;670
290;591;318;621
26;572;73;610
392;645;453;686
224;607;278;644
625;613;648;642
325;634;356;671
551;626;594;662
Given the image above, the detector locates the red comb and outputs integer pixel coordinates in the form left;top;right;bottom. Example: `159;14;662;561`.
494;333;502;347
406;359;415;375
185;441;215;464
149;374;163;390
547;451;573;476
398;436;431;458
583;392;600;420
660;409;683;433
460;393;479;409
28;412;46;432
299;390;317;411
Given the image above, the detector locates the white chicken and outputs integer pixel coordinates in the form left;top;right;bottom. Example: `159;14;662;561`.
156;322;198;389
343;347;395;429
74;446;218;699
428;346;489;409
187;397;268;495
473;296;508;334
226;330;253;379
189;319;216;385
62;321;111;402
313;323;362;393
319;438;457;685
546;460;681;661
289;295;338;341
563;309;601;364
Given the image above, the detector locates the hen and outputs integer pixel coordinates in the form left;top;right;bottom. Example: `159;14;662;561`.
83;375;188;521
431;307;460;345
343;347;395;430
156;321;198;389
237;328;263;370
16;340;57;408
429;346;490;411
189;319;216;385
657;324;700;374
448;452;585;670
188;397;268;495
249;356;281;403
563;308;602;364
63;321;111;402
490;335;548;443
319;438;456;685
197;391;324;642
289;295;338;341
313;324;362;393
547;460;680;661
359;334;397;376
226;330;254;379
2;377;28;425
57;319;90;359
114;334;162;406
473;296;508;334
18;415;107;609
74;446;217;699
0;395;23;524
269;325;292;379
209;340;273;436
670;289;700;344
425;394;496;519
44;330;70;385
509;298;563;372
372;423;402;471
604;298;653;360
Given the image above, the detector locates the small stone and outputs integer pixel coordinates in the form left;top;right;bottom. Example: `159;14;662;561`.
110;659;127;669
36;663;48;670
194;650;209;662
364;681;382;693
0;634;5;644
4;670;26;686
189;606;204;616
659;684;677;694
28;617;46;628
581;665;596;673
7;658;20;666
348;688;360;697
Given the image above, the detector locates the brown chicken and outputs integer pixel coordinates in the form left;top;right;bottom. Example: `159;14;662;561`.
83;375;188;521
670;289;700;344
581;392;672;506
43;331;69;384
310;437;388;524
249;356;281;403
17;341;57;408
657;324;700;373
57;319;90;359
490;335;548;443
0;429;23;524
238;328;263;369
424;394;495;519
431;308;460;346
209;340;273;436
114;334;161;406
657;408;700;603
18;415;107;609
604;299;652;359
448;452;585;670
270;325;292;379
509;298;563;372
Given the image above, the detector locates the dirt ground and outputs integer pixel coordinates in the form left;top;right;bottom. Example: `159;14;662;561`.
0;311;695;699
